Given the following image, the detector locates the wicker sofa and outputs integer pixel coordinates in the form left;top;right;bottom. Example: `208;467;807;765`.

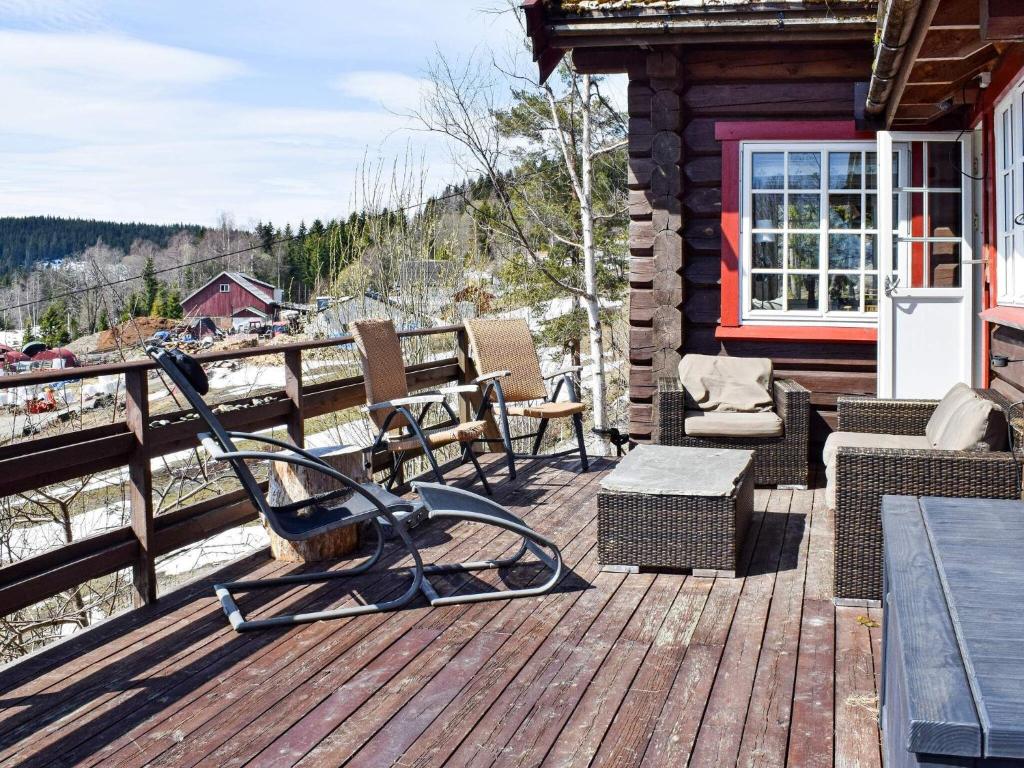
832;390;1019;602
658;374;810;488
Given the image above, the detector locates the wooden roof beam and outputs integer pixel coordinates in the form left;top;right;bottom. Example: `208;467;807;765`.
982;0;1024;42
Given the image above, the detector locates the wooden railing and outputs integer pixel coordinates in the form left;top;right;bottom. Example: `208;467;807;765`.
0;324;484;616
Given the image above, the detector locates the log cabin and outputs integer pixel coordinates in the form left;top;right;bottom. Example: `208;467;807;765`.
525;0;1024;455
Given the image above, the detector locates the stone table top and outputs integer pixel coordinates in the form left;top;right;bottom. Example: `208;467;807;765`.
600;444;754;497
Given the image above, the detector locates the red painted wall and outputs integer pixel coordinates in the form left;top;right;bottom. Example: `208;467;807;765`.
182;276;274;318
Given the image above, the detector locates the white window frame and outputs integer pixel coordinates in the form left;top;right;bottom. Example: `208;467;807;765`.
740;141;892;326
219;283;231;293
995;74;1024;307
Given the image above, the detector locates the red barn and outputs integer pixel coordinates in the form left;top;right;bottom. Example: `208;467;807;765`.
181;272;282;329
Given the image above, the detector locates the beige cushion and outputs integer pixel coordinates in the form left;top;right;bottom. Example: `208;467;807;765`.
684;409;783;438
931;395;1006;451
678;354;774;413
925;383;976;446
823;431;932;508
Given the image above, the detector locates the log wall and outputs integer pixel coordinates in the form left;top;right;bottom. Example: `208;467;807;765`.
624;43;877;448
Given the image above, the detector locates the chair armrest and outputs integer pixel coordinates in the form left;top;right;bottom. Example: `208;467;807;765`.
474;370;510;384
364;394;445;413
771;378;810;444
837;396;938;435
543;366;583;381
835;446;1019;503
431;384;479;396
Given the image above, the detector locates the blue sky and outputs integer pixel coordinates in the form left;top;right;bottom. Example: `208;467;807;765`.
0;1;532;227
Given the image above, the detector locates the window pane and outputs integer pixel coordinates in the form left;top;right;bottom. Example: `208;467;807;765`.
928;141;961;188
753;193;784;228
752;153;784;189
828;234;861;269
753;233;783;268
828;274;860;312
829;152;862;189
789;194;820;228
829;194;862;229
789;152;821;189
751;274;783;310
864;275;879;312
788;275;819;311
929;242;960;287
929;192;962;237
866;152;877;189
865;233;878;269
788;233;819;269
865;194;877;229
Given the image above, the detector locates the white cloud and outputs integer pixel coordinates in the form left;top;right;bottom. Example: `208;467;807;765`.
0;30;457;225
331;70;431;113
0;0;104;30
0;30;245;87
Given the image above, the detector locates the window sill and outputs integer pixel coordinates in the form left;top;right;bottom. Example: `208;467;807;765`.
715;325;877;343
980;305;1024;333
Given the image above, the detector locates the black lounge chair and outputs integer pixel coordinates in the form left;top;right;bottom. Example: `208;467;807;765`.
147;346;563;632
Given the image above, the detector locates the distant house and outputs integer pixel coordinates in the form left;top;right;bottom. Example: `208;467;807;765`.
181;272;282;331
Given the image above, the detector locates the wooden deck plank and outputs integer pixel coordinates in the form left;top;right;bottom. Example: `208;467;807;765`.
10;460;582;767
0;475;885;768
835;606;882;768
247;471;609;768
685;490;792;768
487;574;685;768
586;576;712;768
638;490;773;767
119;462;601;768
734;491;813;768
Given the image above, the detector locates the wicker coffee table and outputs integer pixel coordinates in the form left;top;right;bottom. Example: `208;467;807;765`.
597;445;754;577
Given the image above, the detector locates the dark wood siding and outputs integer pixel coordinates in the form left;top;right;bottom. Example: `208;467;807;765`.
626;43;877;451
182;276;273;319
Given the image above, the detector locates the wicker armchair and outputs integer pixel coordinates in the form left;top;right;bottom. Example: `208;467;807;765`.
833;391;1019;602
658;376;810;487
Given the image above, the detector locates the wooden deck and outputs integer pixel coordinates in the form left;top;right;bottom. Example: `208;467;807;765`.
0;456;883;768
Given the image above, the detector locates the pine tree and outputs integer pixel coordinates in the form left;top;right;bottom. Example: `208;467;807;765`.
96;308;110;332
142;256;159;313
39;300;71;347
164;288;183;319
150;287;168;318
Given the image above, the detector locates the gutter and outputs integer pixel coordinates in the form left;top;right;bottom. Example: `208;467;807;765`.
865;0;925;116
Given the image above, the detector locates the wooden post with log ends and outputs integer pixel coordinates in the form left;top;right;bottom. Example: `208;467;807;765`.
266;444;365;562
284;348;304;447
627;49;685;444
125;368;156;607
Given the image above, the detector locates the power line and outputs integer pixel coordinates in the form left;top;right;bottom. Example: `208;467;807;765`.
0;172;537;314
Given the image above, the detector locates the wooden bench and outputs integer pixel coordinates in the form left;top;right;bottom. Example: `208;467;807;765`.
881;495;1024;767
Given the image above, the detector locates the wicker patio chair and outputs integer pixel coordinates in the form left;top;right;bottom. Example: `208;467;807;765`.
463;318;588;480
657;370;810;488
147;345;563;632
351;318;492;494
832;390;1019;602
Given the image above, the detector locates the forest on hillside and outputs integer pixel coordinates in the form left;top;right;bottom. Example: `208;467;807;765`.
0;216;205;280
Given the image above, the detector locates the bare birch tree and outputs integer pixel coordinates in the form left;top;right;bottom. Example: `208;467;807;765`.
413;38;626;444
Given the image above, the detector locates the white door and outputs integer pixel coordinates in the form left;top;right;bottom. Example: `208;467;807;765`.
877;132;977;399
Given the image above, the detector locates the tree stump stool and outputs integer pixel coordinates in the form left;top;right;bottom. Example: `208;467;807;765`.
266;444;366;563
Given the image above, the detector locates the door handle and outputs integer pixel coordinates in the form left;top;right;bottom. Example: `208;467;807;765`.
884;275;900;297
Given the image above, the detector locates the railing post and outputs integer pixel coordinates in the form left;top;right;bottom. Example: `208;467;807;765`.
285;349;304;447
125;368;156;607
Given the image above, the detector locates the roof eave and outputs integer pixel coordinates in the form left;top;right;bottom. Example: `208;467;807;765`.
525;1;877;80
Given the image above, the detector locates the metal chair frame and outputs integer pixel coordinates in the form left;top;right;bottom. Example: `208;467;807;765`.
466;367;589;480
366;390;492;495
147;346;562;632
